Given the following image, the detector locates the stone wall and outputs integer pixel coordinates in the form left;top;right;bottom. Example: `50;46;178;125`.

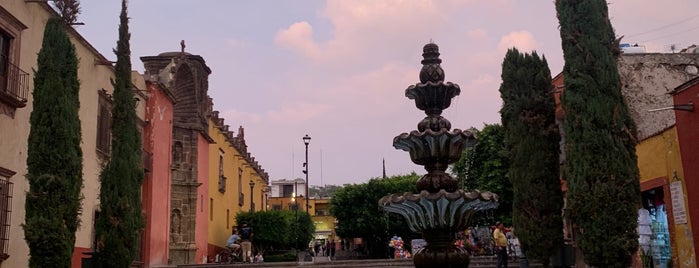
618;53;699;140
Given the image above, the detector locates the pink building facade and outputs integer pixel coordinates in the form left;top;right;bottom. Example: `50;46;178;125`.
141;80;175;267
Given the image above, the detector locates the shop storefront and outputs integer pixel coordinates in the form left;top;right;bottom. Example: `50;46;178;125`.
640;186;672;268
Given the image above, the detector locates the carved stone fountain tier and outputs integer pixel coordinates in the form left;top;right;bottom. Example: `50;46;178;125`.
394;128;476;193
380;43;499;268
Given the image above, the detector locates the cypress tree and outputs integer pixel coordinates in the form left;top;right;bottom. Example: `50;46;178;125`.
499;48;563;267
24;17;83;268
54;0;81;25
95;1;144;267
555;1;640;266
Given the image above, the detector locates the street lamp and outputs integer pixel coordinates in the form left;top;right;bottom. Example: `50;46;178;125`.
249;180;255;213
302;134;311;213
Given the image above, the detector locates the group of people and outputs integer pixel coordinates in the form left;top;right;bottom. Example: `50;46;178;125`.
224;222;263;263
311;239;336;260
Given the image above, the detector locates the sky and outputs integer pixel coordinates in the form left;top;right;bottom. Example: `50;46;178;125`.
74;0;699;186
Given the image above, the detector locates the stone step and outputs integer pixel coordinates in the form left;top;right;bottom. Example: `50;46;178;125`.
178;256;541;268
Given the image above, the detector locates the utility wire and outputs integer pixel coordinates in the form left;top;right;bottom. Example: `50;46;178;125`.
625;14;699;38
638;25;699;43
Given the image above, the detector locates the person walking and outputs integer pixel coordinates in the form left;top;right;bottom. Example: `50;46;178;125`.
239;222;254;263
493;222;508;268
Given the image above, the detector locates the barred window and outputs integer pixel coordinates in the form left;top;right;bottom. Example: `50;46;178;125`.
0;167;15;262
96;89;112;155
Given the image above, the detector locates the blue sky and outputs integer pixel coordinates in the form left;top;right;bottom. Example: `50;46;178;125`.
75;0;699;186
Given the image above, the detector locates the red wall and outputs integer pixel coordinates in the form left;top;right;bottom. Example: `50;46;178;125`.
673;79;699;261
141;81;174;267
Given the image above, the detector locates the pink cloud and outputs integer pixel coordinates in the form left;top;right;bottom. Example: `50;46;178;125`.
497;30;541;53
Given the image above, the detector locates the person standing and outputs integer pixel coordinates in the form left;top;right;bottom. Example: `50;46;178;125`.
493;222;508;268
239;222;254;263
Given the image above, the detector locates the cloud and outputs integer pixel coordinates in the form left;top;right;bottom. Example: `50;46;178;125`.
225;38;248;49
466;29;487;40
497;30;540;53
275;21;321;60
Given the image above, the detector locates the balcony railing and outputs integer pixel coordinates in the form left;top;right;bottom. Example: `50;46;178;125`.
0;56;28;108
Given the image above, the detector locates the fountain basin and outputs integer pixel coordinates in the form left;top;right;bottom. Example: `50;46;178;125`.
393;128;476;166
379;189;498;233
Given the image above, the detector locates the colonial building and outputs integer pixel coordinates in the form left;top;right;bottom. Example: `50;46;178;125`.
140;71;176;267
0;2;152;267
141;52;213;265
207;110;269;258
670;77;699;265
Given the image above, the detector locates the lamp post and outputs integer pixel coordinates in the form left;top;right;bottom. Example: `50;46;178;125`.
302;134;311;213
249;180;255;213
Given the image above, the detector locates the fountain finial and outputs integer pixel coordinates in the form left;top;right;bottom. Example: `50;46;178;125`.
419;43;445;83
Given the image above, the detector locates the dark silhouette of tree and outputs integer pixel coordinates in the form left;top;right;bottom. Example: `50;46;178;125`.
451;124;512;226
499;48;563;267
556;0;641;266
331;174;420;258
24;17;83;268
95;1;144;267
54;0;81;24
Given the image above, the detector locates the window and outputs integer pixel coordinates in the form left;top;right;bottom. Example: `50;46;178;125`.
0;7;27;109
238;168;244;206
0;167;15;262
272;204;281;211
282;185;294;198
96;89;112;155
209;198;213;221
217;151;226;193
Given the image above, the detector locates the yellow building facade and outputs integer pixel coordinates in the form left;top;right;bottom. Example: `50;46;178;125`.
636;126;695;268
207;111;269;256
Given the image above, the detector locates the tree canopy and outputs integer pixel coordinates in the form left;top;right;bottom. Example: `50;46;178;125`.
95;1;145;266
499;48;563;267
556;0;641;266
24;17;82;268
330;174;420;258
451;124;512;226
235;210;314;253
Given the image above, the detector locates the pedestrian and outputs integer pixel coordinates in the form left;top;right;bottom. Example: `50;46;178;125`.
493;221;508;268
329;239;336;261
239;222;254;263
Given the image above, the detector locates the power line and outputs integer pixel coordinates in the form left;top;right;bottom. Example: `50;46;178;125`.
638;25;699;44
625;13;699;38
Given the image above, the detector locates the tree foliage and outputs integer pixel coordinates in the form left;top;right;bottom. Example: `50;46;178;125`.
499;48;563;267
235;210;314;253
556;1;641;266
53;0;81;24
451;124;512;225
95;1;145;267
330;174;420;258
24;17;83;268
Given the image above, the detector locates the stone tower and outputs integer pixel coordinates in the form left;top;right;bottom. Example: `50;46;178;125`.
141;50;212;264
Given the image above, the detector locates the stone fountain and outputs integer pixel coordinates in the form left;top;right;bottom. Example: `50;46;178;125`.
379;43;499;268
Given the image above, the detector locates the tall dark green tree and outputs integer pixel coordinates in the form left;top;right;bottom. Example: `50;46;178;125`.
24;17;83;268
95;1;145;267
451;124;512;225
499;48;563;267
53;0;81;24
556;1;640;266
